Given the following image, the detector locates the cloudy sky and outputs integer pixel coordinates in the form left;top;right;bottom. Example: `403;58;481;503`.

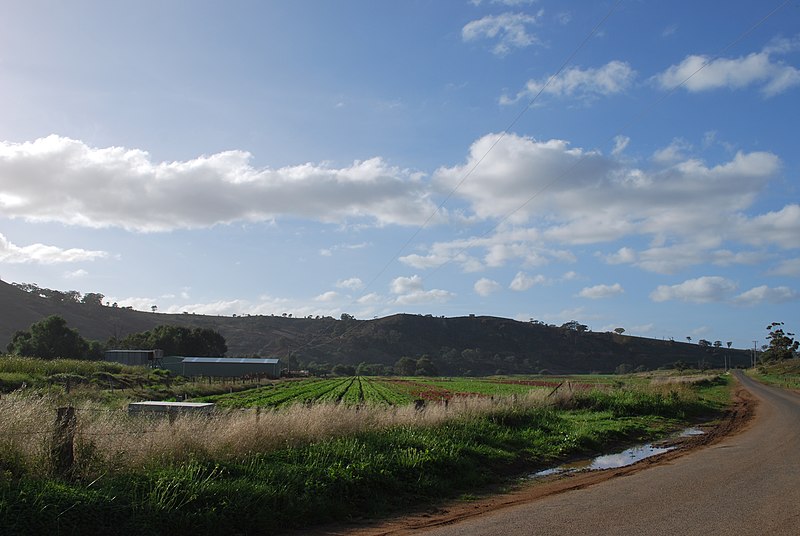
1;0;798;349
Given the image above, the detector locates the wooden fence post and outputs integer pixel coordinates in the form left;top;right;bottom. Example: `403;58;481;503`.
52;406;76;477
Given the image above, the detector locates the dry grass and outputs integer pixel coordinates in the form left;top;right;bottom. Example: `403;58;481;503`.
649;373;718;386
0;389;572;475
0;376;710;478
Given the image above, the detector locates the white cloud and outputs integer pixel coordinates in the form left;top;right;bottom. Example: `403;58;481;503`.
611;135;630;157
336;277;364;290
0;232;108;264
662;24;677;37
0;136;442;232
509;271;547;291
650;276;737;303
394;289;454;306
734;205;800;249
462;12;542;56
652;138;691;164
389;274;454;305
390;275;424;295
655;42;800;97
64;269;89;279
314;291;339;302
357;292;382;305
579;283;624;299
769;258;800;277
734;285;799;305
435;133;782;256
501;61;635;104
603;247;637;265
474;277;501;297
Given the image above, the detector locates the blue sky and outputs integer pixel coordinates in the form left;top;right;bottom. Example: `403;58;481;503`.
1;0;798;350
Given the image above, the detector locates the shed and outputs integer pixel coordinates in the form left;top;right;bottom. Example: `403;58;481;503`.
166;357;281;378
105;349;163;366
128;401;215;418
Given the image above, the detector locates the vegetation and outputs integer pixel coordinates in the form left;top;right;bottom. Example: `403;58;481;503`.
109;324;228;357
760;322;798;361
1;280;753;374
751;358;800;390
0;368;731;535
7;315;103;360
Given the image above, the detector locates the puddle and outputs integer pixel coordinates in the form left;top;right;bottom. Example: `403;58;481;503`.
531;427;705;479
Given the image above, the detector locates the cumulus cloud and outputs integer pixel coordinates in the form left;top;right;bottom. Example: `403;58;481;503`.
0;232;108;264
650;276;737;303
733;205;800;249
500;61;635;104
0;136;441;232
434;133;785;259
509;271;547;291
314;291;339;302
654;41;800;96
474;277;501;297
578;283;624;299
734;285;799;305
336;277;364;290
769;258;800;277
462;12;542;56
389;275;454;305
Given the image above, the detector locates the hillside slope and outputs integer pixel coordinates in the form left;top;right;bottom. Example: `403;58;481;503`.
0;280;750;373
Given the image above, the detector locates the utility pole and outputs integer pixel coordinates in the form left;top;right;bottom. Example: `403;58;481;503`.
752;340;758;368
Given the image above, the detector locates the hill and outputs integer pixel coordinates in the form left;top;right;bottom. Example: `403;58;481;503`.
0;279;751;374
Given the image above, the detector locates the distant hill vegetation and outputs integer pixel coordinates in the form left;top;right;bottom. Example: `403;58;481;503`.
0;280;752;375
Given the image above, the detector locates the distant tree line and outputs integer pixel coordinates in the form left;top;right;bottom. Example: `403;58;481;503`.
6;316;227;360
108;325;227;357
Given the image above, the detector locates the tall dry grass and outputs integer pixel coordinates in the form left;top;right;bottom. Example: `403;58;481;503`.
0;389;576;475
1;377;710;478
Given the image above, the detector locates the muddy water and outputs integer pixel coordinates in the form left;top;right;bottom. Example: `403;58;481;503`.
531;427;705;479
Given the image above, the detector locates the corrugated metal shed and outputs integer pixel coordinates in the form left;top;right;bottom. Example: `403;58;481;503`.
165;357;281;378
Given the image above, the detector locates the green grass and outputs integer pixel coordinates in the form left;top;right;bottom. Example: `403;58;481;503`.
750;358;800;389
0;376;731;535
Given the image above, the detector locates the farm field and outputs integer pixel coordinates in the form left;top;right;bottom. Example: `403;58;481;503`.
0;368;733;536
195;375;576;408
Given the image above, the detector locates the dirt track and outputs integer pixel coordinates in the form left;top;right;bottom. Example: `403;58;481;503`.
320;372;800;535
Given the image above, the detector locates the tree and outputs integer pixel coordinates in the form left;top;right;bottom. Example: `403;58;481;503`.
332;363;355;376
81;292;105;306
7;315;89;359
394;356;417;376
112;325;227;356
561;320;588;332
762;322;799;361
415;356;438;376
698;339;712;348
614;328;626;335
151;305;158;313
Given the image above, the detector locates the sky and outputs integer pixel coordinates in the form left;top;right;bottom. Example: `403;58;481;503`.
0;0;798;350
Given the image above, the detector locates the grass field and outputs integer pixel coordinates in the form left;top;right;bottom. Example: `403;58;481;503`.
0;370;731;535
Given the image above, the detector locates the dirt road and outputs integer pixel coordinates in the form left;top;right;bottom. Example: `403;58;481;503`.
330;372;800;535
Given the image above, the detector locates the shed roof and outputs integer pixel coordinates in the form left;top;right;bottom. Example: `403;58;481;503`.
129;401;215;409
181;357;280;365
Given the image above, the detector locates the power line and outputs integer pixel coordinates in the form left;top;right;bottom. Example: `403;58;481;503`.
421;0;792;282
356;0;624;300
